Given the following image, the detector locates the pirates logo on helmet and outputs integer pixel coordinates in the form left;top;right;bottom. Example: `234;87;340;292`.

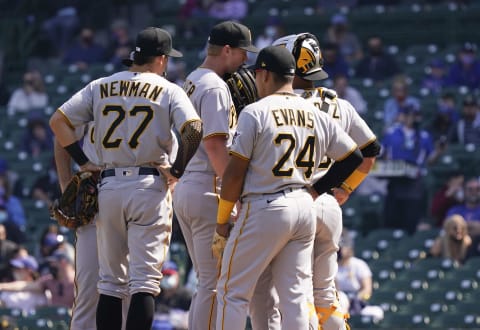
272;33;328;81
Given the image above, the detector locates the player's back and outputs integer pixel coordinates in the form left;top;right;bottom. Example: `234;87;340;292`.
182;68;236;174
78;71;186;167
235;93;355;197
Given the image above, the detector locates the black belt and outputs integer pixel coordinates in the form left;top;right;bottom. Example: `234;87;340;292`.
101;167;159;178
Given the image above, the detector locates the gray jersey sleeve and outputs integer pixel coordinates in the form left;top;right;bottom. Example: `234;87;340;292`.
200;87;233;138
337;98;377;149
59;83;95;126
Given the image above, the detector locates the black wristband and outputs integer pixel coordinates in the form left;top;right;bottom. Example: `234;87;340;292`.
64;142;89;166
170;167;183;179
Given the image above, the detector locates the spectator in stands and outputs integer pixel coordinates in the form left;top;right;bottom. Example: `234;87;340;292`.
355;36;400;83
446;177;480;238
322;41;351;79
381;104;438;234
333;73;367;114
155;260;192;328
7;70;48;117
453;94;480;146
446;42;480;91
0;159;22;199
37;231;74;274
0;174;26;243
323;13;363;65
208;0;248;20
254;18;285;51
107;19;134;69
0;251;75;308
31;161;61;208
383;75;421;129
430;171;464;227
41;0;80;56
429;91;459;143
430;214;472;265
0;255;48;309
41;250;75;308
336;229;374;316
20;117;53;158
62;27;106;70
422;58;449;95
0;224;18;279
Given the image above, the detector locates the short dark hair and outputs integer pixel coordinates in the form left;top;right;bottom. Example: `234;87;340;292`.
133;53;157;66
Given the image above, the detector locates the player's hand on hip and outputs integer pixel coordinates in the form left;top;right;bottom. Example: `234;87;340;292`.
79;161;103;174
306;185;319;200
151;162;178;187
332;187;350;205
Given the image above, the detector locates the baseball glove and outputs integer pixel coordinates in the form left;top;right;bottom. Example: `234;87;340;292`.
225;66;258;115
50;171;98;229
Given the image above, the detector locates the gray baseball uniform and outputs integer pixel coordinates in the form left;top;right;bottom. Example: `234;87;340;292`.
216;92;358;330
249;87;376;330
172;67;236;330
58;70;200;304
67;123;131;330
305;87;376;329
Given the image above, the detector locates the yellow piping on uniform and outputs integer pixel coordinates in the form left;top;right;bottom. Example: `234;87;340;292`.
57;108;75;129
220;202;251;330
207;291;216;330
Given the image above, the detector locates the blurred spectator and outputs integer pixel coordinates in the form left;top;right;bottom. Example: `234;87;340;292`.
354;36;400;83
154;260;191;329
422;58;449;95
208;0;248;20
446;177;480;238
179;0;212;18
41;0;80;56
429;91;459;143
336;229;383;321
20;117;54;158
0;224;18;278
0;159;22;199
254;18;285;50
381;104;438;234
41;250;75;308
333;73;367;114
383;75;421;129
430;214;472;265
323;13;363;64
7;70;48;117
430;171;464;227
0;174;26;243
322;42;351;79
166;60;188;87
31;161;61;208
446;42;480;91
106;19;134;69
62;27;106;70
0;255;48;309
36;226;74;268
453;94;480;146
0;251;75;309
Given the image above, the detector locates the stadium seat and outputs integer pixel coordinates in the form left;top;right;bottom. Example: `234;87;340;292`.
16;317;55;329
379;312;431;329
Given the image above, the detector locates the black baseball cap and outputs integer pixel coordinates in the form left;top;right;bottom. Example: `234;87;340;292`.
208;21;259;53
135;27;182;57
248;46;295;76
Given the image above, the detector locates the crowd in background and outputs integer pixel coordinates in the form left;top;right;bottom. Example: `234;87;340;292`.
0;0;479;327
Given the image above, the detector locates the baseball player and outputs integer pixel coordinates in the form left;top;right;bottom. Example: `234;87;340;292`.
54;123;132;330
172;20;258;330
249;33;381;330
49;27;202;330
214;45;363;330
